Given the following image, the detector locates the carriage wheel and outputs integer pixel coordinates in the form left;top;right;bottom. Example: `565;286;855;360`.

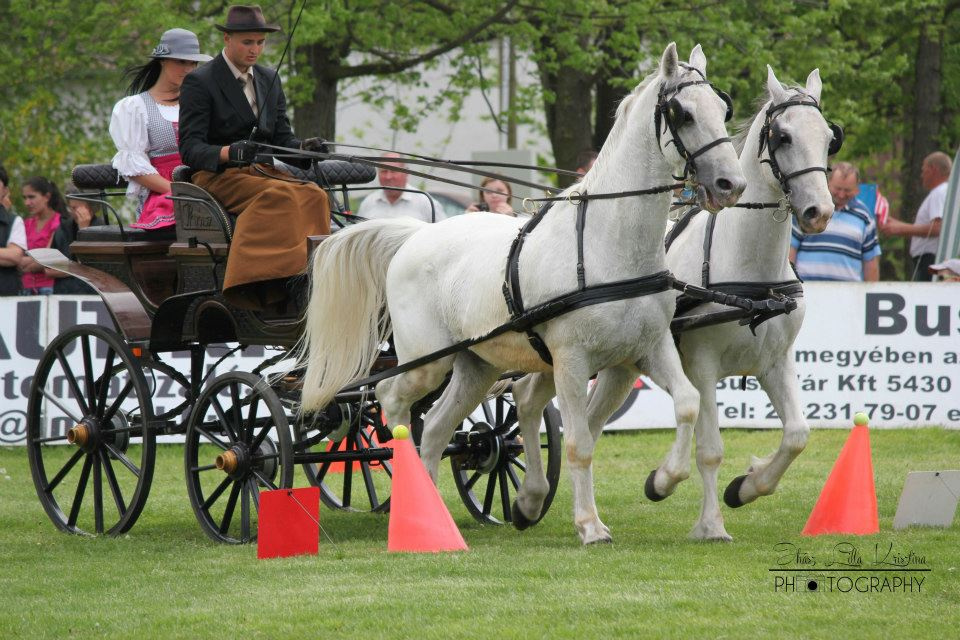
26;325;156;536
297;400;393;512
450;393;562;526
184;372;293;544
134;358;193;425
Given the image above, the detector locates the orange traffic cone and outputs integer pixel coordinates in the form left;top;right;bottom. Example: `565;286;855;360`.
387;425;468;553
802;412;879;536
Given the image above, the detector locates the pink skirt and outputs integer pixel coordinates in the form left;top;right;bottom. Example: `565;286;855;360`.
131;153;181;230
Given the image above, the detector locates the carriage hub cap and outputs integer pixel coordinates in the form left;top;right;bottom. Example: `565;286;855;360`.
466;422;502;474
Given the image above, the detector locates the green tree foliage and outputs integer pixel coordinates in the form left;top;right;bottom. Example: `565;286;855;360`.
3;1;958;278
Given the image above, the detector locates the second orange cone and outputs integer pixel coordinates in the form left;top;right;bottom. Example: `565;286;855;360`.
802;413;879;536
388;427;468;553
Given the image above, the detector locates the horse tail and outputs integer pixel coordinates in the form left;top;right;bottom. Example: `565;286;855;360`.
297;218;426;413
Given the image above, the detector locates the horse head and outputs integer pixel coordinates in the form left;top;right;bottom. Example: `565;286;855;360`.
756;66;836;234
654;43;746;212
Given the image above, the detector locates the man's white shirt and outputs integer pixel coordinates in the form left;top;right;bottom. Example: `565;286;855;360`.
911;182;947;257
356;189;445;223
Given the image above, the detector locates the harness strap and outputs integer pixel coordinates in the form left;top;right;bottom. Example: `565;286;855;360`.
663;206;701;253
701;209;717;287
344;270;677;391
576;197;588;290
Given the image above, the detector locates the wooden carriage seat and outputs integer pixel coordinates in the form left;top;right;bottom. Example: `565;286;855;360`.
68;164;179;309
167;160;376;297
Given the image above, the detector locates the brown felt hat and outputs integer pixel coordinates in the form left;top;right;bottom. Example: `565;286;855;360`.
215;5;281;33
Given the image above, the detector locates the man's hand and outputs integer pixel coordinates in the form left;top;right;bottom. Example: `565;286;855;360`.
228;140;260;165
879;216;906;236
301;137;329;154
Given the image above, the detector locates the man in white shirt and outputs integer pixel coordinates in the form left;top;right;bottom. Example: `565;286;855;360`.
881;151;952;281
357;152;444;223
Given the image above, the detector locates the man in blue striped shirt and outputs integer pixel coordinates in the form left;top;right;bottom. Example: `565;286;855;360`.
790;162;881;281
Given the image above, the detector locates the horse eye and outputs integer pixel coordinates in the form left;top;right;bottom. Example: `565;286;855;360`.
779;132;792;145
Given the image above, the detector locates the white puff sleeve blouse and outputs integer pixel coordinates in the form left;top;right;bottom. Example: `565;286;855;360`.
109;95;159;202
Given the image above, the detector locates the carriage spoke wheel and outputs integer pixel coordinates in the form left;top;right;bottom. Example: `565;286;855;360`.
450;393;561;526
27;325;156;536
298;400;393;513
112;358;193;428
185;372;292;544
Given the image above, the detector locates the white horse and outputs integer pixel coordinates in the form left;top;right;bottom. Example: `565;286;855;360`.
652;66;837;540
297;42;746;545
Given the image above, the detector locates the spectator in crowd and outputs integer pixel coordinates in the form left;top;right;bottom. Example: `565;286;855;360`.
929;258;960;281
111;28;211;231
47;186;106;294
790;161;880;281
0;164;27;295
18;176;68;295
880;151;952;281
465;177;514;216
576;149;598;176
357;152;444;222
179;4;331;310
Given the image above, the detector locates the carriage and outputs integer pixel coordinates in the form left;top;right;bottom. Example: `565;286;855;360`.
26;159;562;544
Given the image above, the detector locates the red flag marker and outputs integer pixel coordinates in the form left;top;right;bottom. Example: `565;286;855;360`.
257;487;320;559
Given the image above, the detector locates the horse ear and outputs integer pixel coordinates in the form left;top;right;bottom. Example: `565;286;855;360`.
805;68;823;103
689;44;707;76
766;65;787;103
660;42;679;78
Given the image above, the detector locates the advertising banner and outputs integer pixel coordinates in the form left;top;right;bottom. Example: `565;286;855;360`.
1;282;958;445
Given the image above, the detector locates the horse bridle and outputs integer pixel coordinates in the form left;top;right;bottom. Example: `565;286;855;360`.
654;64;735;183
745;94;844;220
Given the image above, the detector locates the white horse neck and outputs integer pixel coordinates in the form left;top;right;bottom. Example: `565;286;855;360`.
709;107;795;283
563;84;678;280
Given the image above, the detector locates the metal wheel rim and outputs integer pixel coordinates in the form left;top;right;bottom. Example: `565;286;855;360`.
184;371;293;544
26;325;156;536
298;400;393;513
450;393;562;526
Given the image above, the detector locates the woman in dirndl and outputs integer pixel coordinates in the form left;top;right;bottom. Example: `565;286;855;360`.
109;28;211;230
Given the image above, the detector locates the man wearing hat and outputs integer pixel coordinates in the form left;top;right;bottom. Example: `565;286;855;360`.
179;4;330;310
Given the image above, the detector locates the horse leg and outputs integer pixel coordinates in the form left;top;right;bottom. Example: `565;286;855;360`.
553;354;611;545
510;372;556;528
725;358;809;507
587;365;640;442
686;373;732;541
376;356;453;478
417;351;500;482
641;333;701;501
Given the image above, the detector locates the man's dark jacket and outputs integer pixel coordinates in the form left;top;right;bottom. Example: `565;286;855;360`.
179;53;303;172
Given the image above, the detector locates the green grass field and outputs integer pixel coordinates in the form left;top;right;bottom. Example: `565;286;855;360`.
2;428;958;639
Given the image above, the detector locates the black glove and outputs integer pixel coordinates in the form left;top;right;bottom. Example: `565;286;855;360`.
228;140;260;165
300;137;329;154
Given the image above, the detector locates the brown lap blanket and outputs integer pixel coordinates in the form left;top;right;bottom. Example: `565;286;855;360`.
192;164;330;309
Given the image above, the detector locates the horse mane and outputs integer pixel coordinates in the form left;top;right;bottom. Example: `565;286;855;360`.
578;67;691;193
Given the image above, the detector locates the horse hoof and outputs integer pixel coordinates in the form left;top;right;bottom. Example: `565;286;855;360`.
511;500;536;531
644;469;667;502
724;475;748;508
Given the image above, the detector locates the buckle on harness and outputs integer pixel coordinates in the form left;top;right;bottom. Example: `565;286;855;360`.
773;193;792;223
522;197;537;215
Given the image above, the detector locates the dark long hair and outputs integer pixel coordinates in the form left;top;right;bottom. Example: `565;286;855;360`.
123;59;162;96
23;176;69;217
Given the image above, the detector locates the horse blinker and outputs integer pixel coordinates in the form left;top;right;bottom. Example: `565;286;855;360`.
827;122;844;156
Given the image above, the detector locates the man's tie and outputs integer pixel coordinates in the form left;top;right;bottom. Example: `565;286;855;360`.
238;75;258;117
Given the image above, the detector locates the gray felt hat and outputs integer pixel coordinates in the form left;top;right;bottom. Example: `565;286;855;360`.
150;28;212;62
